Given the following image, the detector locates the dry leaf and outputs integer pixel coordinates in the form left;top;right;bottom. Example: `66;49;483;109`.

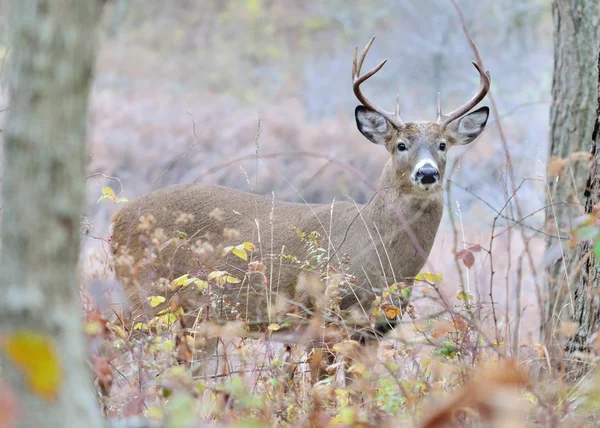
547;156;567;177
91;356;113;397
381;303;401;319
558;321;578;338
457;249;475;269
420;359;529;428
176;335;193;363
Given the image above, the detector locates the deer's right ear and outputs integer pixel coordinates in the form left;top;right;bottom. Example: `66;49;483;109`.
355;106;390;145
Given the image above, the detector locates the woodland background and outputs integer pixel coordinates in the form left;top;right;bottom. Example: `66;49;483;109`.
3;0;551;336
0;0;573;426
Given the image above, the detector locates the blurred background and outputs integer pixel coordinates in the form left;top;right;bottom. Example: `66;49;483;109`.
0;0;552;339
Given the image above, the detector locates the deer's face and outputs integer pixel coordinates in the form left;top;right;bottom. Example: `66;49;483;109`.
355;106;489;195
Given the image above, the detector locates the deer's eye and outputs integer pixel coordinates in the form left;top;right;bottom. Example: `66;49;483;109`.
397;142;407;152
439;142;446;152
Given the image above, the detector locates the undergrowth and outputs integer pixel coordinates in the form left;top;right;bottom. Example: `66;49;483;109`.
80;198;600;428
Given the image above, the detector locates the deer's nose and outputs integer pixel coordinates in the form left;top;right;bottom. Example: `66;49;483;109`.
416;166;439;185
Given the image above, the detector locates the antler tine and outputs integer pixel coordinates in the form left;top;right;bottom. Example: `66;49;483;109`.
352;37;404;129
438;61;491;130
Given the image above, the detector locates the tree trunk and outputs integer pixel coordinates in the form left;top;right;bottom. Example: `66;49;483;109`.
0;1;103;427
543;0;600;356
565;47;600;381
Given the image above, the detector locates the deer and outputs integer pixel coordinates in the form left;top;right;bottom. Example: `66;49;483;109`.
110;37;491;380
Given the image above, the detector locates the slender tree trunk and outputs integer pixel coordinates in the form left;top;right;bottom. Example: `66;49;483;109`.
0;1;103;427
566;47;600;381
543;0;600;356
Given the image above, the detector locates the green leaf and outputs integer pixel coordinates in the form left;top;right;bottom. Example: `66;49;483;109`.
242;242;255;251
594;239;600;261
576;225;599;241
385;362;399;372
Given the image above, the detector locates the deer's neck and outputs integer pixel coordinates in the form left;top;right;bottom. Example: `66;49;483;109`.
358;165;444;277
370;163;444;225
367;184;444;237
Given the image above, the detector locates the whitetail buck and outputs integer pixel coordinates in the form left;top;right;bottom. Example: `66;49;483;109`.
111;37;490;366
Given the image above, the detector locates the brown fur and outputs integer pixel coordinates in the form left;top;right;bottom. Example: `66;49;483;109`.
111;117;487;335
111;40;490;343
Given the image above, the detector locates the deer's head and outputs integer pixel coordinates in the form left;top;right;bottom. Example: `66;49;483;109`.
352;38;491;195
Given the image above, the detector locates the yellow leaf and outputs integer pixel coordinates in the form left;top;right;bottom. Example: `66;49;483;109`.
144;406;163;421
112;325;128;340
337;407;357;425
195;280;208;290
425;273;443;283
172;274;189;287
83;321;103;336
231;247;247;261
208;271;224;281
148;296;166;308
347;362;366;374
242;242;255;251
3;332;63;401
182;278;196;287
101;187;116;201
268;323;280;331
415;272;443;283
133;323;148;331
225;275;240;284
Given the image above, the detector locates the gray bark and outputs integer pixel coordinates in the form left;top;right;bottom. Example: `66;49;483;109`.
565;48;600;381
543;0;600;353
0;1;103;427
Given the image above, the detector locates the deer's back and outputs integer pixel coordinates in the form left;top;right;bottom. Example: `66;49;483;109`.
111;184;348;325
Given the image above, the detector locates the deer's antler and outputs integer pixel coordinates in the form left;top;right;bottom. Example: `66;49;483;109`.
436;45;491;130
352;37;404;129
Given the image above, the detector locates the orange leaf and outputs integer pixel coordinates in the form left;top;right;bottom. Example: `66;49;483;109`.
3;332;63;401
382;303;401;319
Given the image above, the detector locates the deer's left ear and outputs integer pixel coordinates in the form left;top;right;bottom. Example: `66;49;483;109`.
446;106;489;145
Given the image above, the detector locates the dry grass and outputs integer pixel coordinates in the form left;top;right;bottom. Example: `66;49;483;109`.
80;210;599;426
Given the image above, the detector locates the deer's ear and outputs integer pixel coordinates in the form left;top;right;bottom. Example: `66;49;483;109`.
355;106;390;145
446;106;489;145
